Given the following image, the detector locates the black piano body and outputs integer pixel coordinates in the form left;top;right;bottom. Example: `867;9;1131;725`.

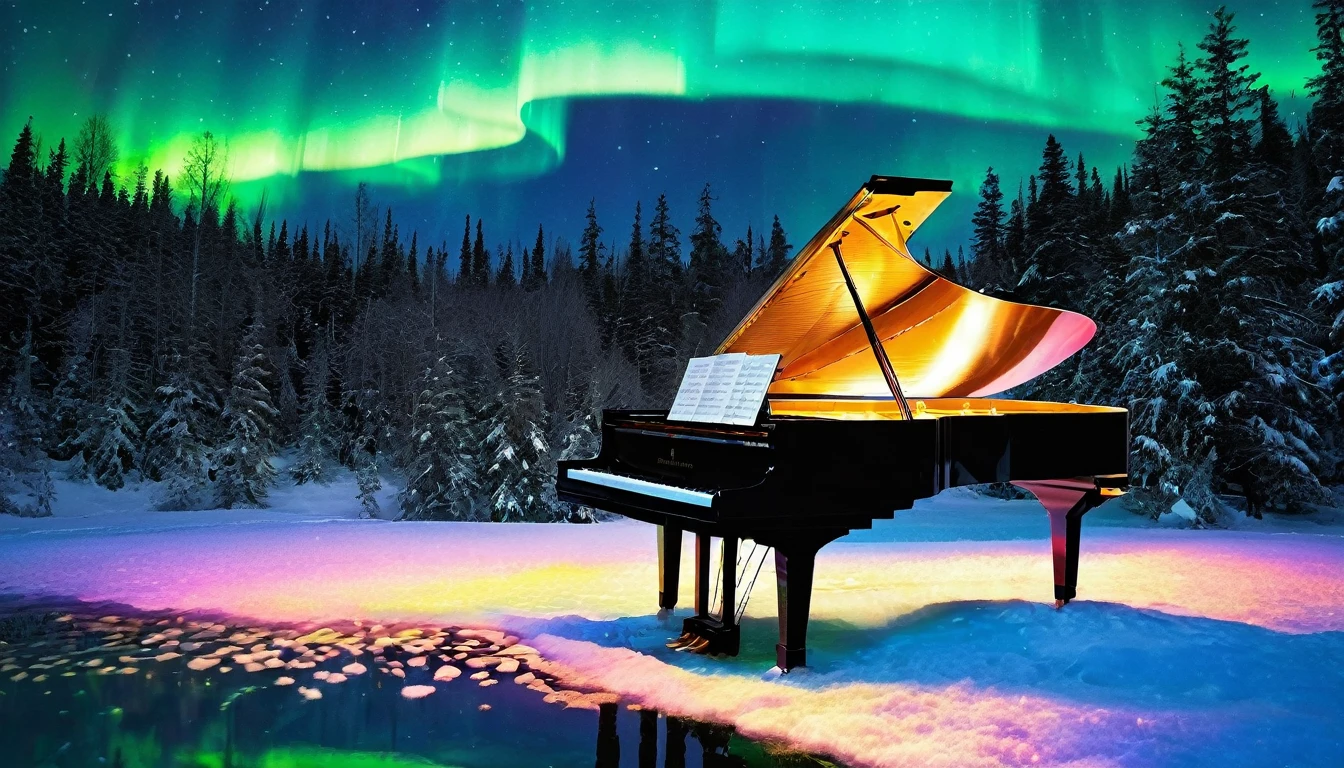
555;175;1130;670
558;398;1127;670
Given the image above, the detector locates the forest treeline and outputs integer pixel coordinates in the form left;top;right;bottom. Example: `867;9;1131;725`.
937;4;1344;522
3;4;1344;525
0;95;794;520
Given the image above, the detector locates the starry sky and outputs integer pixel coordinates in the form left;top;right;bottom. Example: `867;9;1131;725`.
0;1;1323;257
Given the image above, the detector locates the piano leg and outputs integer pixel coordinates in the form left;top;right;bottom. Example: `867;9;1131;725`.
720;536;737;629
773;542;818;672
694;532;713;616
1013;479;1103;607
657;525;683;611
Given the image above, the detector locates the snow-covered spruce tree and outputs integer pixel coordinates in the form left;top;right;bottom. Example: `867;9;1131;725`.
1113;215;1221;521
78;350;142;491
555;373;603;523
1116;10;1329;521
143;354;216;510
0;328;55;517
1314;175;1344;423
484;343;552;521
291;338;337;485
967;167;1012;293
355;452;381;519
273;339;301;445
399;355;481;521
1018;135;1085;311
52;306;95;475
213;317;278;508
1308;1;1344;458
349;384;387;519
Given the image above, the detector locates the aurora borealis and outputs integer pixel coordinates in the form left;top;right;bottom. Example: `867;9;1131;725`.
0;0;1324;249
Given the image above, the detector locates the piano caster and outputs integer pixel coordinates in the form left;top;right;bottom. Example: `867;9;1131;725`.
1054;599;1067;610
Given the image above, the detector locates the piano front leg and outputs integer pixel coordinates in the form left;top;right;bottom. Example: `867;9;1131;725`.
1012;479;1104;607
695;532;713;615
773;542;818;672
768;531;848;672
657;525;683;611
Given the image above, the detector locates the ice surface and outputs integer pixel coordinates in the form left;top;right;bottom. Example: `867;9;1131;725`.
0;477;1341;766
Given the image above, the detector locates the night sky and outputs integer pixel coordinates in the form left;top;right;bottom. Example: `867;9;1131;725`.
0;1;1322;256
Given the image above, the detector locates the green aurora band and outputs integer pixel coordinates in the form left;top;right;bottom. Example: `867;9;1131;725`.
0;1;1323;222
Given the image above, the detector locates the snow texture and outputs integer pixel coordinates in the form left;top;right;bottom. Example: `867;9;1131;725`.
0;482;1341;767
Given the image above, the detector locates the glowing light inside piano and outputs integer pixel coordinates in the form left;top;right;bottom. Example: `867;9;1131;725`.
768;397;1122;420
906;297;994;397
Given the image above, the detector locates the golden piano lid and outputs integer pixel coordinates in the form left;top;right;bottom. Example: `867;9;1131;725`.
715;176;1096;399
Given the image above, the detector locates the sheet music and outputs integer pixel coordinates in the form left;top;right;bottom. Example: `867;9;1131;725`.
691;353;745;422
667;353;780;426
723;354;779;425
666;357;714;422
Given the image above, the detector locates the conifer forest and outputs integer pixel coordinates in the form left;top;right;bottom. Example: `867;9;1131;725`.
3;3;1344;528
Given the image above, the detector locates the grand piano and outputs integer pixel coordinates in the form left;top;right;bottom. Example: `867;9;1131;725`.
557;176;1128;671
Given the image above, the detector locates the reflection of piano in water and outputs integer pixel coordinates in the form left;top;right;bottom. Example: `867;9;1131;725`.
595;702;754;768
557;176;1129;671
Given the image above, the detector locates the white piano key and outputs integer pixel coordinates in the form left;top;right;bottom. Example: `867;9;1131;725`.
566;469;714;508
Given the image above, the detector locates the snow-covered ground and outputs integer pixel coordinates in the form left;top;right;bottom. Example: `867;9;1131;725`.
1;472;1342;767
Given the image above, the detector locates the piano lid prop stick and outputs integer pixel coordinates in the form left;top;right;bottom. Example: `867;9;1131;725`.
829;237;914;421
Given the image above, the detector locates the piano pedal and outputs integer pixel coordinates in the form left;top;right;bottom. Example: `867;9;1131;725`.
686;637;712;654
672;634;702;652
666;632;694;649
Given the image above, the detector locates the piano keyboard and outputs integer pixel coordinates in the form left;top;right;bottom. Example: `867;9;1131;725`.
566;469;715;508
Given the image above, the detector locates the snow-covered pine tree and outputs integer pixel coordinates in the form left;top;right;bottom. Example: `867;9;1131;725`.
967;167;1010;292
348;381;387;518
758;214;793;279
1018;134;1084;310
355;453;381;519
213;316;278;508
399;355;480;520
5;323;49;471
1313;174;1344;421
484;343;552;521
1117;10;1329;522
291;337;337;484
143;354;216;510
556;373;603;523
0;326;55;517
78;350;141;491
1308;1;1344;456
273;339;301;444
52;307;95;478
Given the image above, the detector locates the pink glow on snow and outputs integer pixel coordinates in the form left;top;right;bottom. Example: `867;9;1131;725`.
1;521;1337;635
2;515;1342;767
816;534;1344;635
